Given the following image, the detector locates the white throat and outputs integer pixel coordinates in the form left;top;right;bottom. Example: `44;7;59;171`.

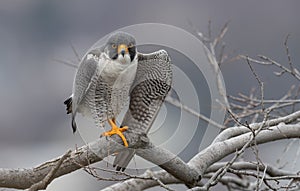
99;53;137;81
116;54;131;65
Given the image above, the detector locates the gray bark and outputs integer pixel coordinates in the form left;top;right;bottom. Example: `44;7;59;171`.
0;131;200;189
1;112;300;190
102;122;300;190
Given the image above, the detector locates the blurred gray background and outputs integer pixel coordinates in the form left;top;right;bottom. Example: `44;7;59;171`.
0;0;300;190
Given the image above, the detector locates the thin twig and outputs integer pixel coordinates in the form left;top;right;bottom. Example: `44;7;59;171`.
284;34;293;74
228;168;300;181
28;150;72;191
146;170;175;191
246;56;264;111
240;54;300;81
165;96;224;129
212;21;230;48
69;41;81;62
52;58;78;69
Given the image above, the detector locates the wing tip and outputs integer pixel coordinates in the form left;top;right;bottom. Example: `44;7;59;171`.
64;97;73;114
64;96;77;133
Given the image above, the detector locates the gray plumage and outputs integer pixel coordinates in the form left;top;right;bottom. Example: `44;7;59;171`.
63;32;173;171
113;50;172;171
64;32;138;132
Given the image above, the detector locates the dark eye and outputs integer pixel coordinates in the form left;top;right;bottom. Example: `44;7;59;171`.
128;43;134;48
112;44;117;49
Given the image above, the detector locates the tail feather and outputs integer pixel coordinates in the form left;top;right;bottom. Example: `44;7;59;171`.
113;150;136;171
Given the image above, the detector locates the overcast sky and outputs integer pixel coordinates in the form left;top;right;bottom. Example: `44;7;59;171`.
0;1;299;190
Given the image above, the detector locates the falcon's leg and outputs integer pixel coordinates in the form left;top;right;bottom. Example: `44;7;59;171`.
102;118;129;147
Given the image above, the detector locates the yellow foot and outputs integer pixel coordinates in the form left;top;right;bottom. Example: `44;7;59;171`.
102;118;129;147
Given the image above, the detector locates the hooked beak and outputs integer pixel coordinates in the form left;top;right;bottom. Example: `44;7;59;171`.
117;44;129;57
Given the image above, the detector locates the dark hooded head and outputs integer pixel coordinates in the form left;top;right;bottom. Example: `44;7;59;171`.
105;32;137;64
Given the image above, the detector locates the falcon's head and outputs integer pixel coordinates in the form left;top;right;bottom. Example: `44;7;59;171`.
105;32;137;65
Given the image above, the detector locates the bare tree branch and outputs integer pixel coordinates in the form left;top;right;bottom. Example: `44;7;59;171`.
0;138;113;189
240;55;300;81
2;116;297;190
213;110;300;143
0;132;200;190
101;122;300;190
206;161;296;177
27;150;72;191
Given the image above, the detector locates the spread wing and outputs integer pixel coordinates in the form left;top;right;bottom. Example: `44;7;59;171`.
113;50;172;171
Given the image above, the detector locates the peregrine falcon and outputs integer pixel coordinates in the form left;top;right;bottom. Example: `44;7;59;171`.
113;50;172;171
64;32;138;147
